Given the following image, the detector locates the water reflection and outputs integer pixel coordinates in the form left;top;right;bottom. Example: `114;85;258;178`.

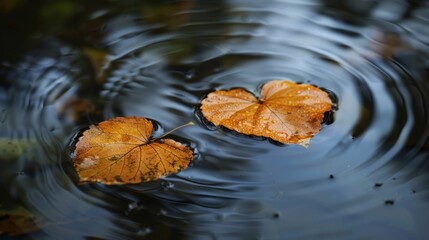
1;0;429;239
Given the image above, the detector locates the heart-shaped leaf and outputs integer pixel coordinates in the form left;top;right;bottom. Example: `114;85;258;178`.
200;80;332;146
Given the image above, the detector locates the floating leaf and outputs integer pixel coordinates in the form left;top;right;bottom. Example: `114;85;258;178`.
72;117;194;185
200;80;332;146
0;207;41;236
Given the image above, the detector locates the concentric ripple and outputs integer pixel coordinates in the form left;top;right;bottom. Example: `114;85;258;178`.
1;0;429;239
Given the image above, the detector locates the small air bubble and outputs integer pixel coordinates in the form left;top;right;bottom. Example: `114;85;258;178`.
185;70;195;79
128;202;143;212
137;227;152;237
161;181;175;191
128;202;138;209
159;209;167;216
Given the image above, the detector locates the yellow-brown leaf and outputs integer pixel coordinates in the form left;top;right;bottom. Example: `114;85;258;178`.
200;80;332;146
73;117;193;185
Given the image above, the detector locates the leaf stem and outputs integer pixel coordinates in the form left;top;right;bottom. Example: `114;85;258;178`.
153;122;194;140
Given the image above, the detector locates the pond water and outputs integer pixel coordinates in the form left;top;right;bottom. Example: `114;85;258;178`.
1;0;429;239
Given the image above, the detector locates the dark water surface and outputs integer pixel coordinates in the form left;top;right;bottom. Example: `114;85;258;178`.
1;0;429;239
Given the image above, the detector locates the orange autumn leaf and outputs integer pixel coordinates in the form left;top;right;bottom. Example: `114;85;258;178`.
72;117;194;185
200;80;332;146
